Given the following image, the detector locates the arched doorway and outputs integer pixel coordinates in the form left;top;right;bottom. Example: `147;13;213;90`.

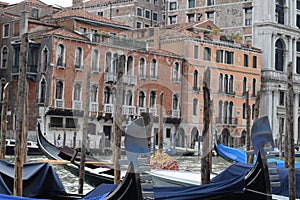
176;128;185;147
240;130;246;147
191;127;199;149
221;128;230;146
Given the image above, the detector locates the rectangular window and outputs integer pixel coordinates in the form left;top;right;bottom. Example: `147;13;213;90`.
207;0;214;6
187;13;195;22
244;54;249;67
137;8;143;16
153;12;158;21
194;45;199;59
136;22;142;28
66;118;78;128
188;0;195;8
297;0;300;10
50;117;63;128
244;8;252;26
279;91;285;106
166;128;171;138
204;47;211;61
98;11;103;16
169;15;177;24
32;8;39;18
253;56;257;68
216;49;223;63
206;11;214;21
225;51;234;64
79;27;86;33
297;15;300;29
145;10;151;19
297;57;300;74
3;24;9;38
169;2;177;10
13;22;19;37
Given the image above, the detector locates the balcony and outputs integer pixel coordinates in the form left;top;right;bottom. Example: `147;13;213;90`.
149;107;157;116
104;72;117;83
261;70;286;82
90;102;98;112
103;104;113;114
138;107;146;115
123;74;137;85
55;99;64;108
215;117;238;125
86;33;147;50
122;105;136;115
72;100;82;110
172;110;180;118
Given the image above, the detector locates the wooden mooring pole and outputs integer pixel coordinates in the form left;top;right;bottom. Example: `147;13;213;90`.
113;55;125;184
286;61;296;199
0;83;9;160
14;29;29;197
201;83;211;184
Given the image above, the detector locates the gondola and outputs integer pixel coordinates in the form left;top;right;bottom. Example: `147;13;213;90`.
153;151;272;200
37;123;115;187
0;160;143;200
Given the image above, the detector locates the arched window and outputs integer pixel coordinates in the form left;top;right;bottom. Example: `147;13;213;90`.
55;81;63;99
242;103;246;119
92;49;99;72
41;47;48;72
252;104;255;119
219;73;223;92
1;46;8;68
229;102;233;124
139;58;146;78
252;78;256;97
112;53;118;73
229;75;234;93
56;44;65;67
243;77;247;96
139;91;145;107
127;56;134;75
126;90;133;105
73;83;81;101
90;85;98;103
224;101;228;123
105;52;112;72
173;62;180;81
193;98;198;115
218;100;223;121
173;94;179;110
193;70;198;90
224;74;228;93
75;47;83;69
150;91;156;107
39;78;46;103
275;39;284;71
104;87;111;104
150;59;157;79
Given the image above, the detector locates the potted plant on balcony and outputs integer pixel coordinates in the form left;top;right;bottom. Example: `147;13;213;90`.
230;33;243;44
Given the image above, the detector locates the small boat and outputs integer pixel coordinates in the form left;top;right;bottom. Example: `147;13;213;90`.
4;139;42;155
37;123;115;187
153;151;272;200
0;160;143;200
147;169;218;187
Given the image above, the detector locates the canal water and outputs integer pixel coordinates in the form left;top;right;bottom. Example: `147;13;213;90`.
6;154;232;195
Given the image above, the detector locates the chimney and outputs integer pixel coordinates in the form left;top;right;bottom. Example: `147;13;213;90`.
72;0;83;6
153;27;160;50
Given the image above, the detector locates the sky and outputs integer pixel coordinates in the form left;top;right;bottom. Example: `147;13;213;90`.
1;0;73;8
